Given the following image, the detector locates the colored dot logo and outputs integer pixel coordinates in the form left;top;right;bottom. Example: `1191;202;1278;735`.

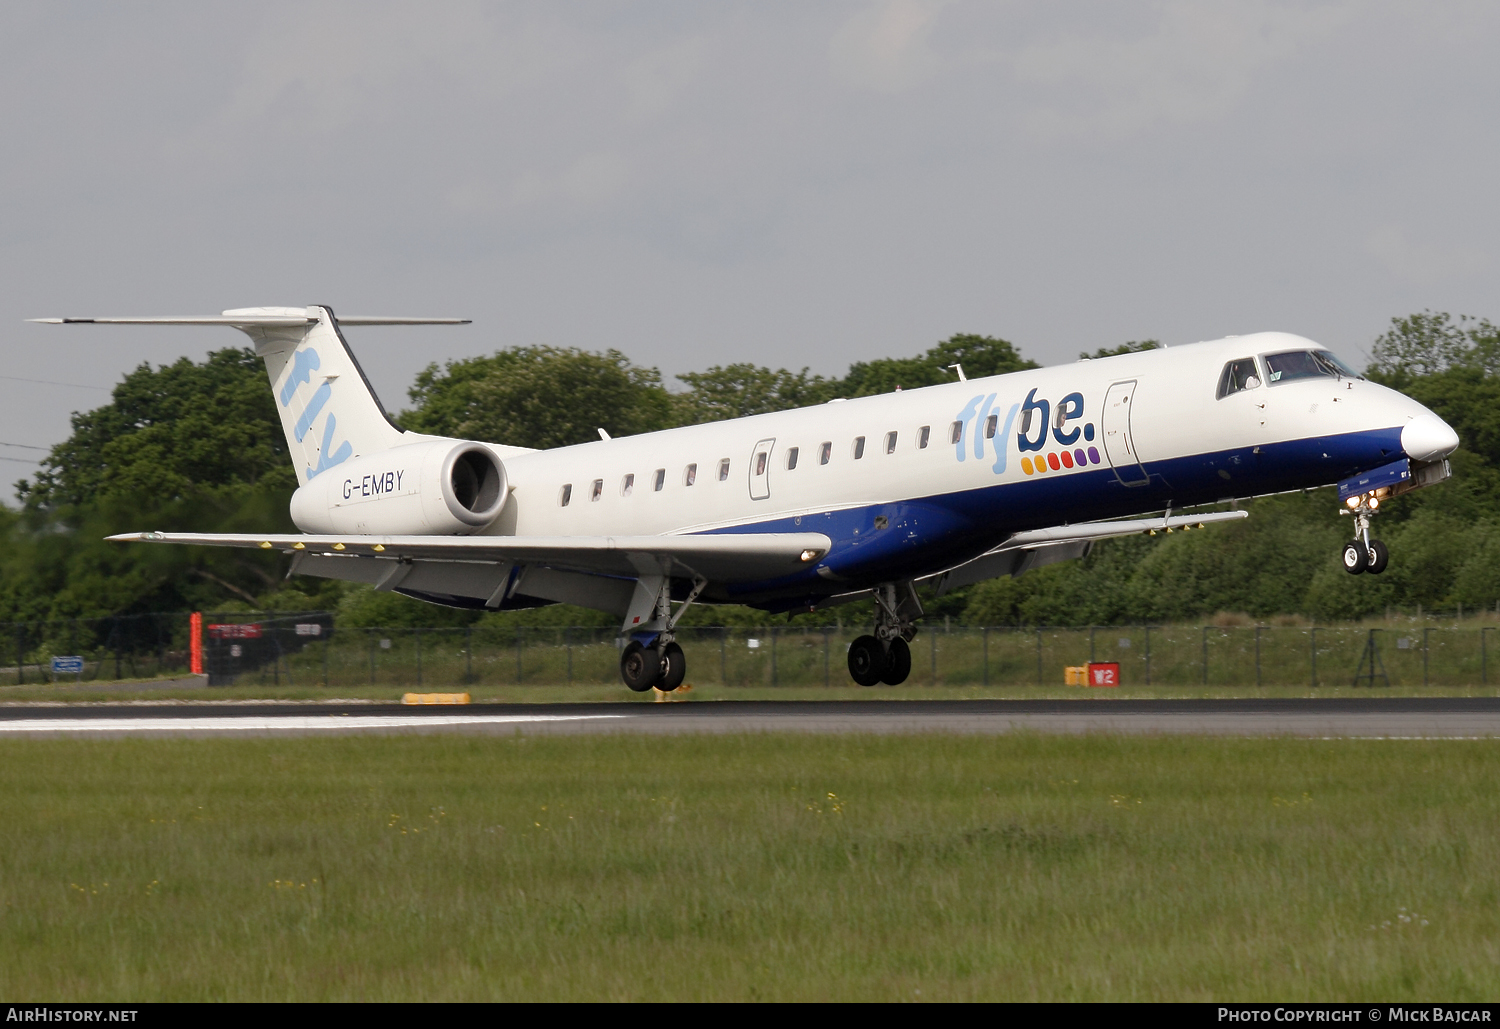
1022;447;1102;475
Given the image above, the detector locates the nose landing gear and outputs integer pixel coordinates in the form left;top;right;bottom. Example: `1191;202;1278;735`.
847;582;921;685
1340;494;1389;576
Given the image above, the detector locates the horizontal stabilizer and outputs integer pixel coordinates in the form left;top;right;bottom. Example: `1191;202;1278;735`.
108;530;833;583
29;315;469;326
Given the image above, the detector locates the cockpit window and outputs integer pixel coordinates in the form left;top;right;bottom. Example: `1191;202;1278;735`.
1217;358;1261;399
1263;349;1362;385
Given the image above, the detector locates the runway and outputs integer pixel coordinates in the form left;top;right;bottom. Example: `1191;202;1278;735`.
1;697;1499;737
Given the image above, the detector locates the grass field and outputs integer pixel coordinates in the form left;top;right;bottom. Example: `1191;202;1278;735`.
1;734;1496;1000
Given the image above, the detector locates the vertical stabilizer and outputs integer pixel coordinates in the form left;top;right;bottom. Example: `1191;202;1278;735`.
29;306;473;482
226;306;409;483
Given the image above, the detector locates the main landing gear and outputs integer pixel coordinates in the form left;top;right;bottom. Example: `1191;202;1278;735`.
848;582;921;686
618;574;704;693
1340;493;1389;576
621;638;685;692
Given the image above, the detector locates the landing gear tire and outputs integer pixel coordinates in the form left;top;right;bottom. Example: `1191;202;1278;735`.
880;638;912;685
1367;539;1389;575
659;641;686;691
1342;540;1368;575
848;635;888;687
620;641;662;692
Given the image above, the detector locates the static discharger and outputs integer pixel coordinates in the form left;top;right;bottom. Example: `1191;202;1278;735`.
402;692;471;705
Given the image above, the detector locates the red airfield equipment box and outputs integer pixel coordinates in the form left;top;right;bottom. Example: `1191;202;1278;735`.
1086;662;1120;687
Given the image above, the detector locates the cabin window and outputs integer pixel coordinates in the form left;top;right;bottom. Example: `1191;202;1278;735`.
621;473;634;497
1217;357;1261;399
949;421;962;445
653;468;666;491
786;447;799;470
590;479;603;502
755;452;767;476
819;441;832;465
684;463;697;486
984;414;998;439
559;484;572;507
1263;349;1360;386
852;436;866;459
718;458;731;481
918;426;930;449
885;431;898;454
1020;408;1034;436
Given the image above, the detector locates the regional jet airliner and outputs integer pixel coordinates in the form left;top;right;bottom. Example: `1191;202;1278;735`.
32;307;1459;690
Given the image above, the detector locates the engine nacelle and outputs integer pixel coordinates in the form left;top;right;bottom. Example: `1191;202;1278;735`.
289;440;507;535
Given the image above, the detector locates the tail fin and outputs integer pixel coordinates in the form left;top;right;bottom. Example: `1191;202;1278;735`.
32;306;470;485
228;306;417;483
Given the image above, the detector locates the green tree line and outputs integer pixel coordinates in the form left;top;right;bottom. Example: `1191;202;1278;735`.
6;316;1498;628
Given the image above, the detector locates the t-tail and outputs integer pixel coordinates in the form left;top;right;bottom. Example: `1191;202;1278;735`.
30;305;469;481
28;306;527;535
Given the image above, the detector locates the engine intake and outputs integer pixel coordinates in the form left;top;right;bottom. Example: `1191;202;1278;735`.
443;445;506;526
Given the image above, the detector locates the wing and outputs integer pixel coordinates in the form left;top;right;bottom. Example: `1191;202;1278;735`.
926;509;1249;594
996;509;1248;548
109;530;831;584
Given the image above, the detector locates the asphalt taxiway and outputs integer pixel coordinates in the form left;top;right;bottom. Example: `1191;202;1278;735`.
0;697;1497;738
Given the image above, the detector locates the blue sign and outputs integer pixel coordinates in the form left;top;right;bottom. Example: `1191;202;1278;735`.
51;655;84;675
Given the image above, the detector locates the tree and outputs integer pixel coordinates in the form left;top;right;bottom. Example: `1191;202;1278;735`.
673;364;837;423
1079;339;1162;360
401;346;674;448
1367;310;1500;383
840;334;1038;397
16;348;294;512
4;347;304;620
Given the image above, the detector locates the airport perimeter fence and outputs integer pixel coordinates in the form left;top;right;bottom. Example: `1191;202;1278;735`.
5;610;1500;689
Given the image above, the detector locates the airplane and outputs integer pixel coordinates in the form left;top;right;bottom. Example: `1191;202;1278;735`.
32;306;1460;691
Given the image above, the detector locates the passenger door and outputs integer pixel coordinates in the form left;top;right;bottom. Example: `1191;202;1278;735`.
1101;381;1149;486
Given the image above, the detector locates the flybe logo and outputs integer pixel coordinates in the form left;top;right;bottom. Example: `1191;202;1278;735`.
955;388;1104;477
281;346;353;482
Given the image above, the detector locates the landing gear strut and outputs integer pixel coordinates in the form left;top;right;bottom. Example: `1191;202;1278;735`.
847;582;921;685
1340;494;1389;576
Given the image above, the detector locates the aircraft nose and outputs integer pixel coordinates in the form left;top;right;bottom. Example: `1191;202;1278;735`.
1401;413;1460;463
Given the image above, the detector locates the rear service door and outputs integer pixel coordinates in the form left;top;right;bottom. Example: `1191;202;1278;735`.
749;438;775;500
1102;381;1149;486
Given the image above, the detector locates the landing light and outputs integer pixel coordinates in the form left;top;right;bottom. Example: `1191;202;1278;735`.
1369;498;1379;510
1346;495;1361;509
799;549;823;563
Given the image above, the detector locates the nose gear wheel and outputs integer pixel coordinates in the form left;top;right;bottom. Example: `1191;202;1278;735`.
1342;540;1368;575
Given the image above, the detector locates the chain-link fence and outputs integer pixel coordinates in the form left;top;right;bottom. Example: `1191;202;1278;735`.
0;612;190;684
207;621;1500;689
5;611;1500;688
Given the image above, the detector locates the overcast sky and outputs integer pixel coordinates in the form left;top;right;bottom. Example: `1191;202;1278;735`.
2;1;1497;478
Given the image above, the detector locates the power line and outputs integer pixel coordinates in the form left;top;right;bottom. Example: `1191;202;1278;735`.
0;442;48;451
0;374;108;391
0;456;40;464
